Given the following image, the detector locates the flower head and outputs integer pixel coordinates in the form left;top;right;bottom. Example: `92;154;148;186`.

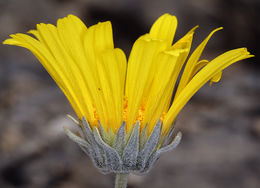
3;13;253;137
3;13;253;177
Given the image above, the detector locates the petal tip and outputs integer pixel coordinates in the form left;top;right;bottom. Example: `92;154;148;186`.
2;38;16;45
2;39;9;45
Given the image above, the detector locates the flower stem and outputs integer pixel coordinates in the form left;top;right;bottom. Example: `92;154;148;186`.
115;173;128;188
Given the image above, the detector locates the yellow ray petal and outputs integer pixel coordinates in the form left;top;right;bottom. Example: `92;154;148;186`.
83;21;117;128
36;22;96;122
142;49;182;134
210;71;222;86
175;27;223;98
190;59;209;79
163;48;253;134
163;26;198;111
125;37;168;132
56;15;102;124
171;26;198;50
149;13;177;46
98;48;127;131
28;29;40;39
3;33;84;118
190;60;223;86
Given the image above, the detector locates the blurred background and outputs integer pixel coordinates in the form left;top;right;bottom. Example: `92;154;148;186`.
0;0;259;187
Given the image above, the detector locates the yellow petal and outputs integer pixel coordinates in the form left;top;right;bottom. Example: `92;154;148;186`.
175;27;223;98
82;21;117;128
142;49;182;134
98;48;127;131
163;48;253;134
56;16;101;123
37;22;96;122
125;37;167;132
210;71;222;86
3;33;84;118
190;59;209;79
190;60;223;85
149;13;177;46
163;26;198;111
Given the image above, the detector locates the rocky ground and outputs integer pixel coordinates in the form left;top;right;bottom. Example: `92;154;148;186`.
0;0;259;188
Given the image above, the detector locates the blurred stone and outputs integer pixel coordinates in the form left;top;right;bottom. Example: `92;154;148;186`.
128;174;145;186
250;119;260;139
0;125;25;153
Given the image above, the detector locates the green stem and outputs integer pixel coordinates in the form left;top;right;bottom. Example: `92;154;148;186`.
114;173;129;188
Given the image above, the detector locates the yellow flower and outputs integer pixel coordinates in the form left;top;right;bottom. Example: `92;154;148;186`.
3;13;253;137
